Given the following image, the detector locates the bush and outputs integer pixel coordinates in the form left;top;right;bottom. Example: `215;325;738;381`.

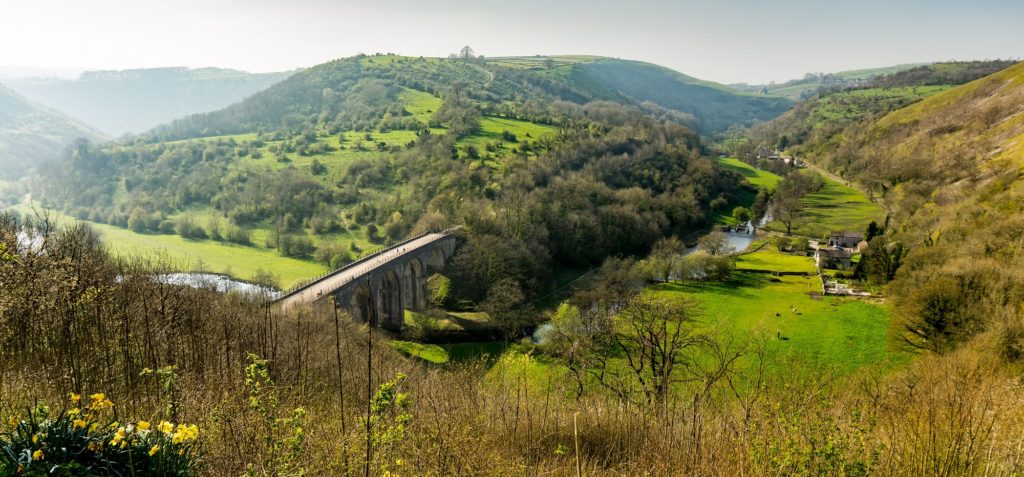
226;226;251;245
158;220;176;235
0;393;200;476
175;217;207;240
426;274;452;307
280;234;316;259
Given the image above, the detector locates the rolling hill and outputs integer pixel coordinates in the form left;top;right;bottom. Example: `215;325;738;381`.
0;83;105;179
742;60;1017;160
751;61;1024;353
38;54;753;288
731;63;923;100
150;55;791;140
5;67;293;136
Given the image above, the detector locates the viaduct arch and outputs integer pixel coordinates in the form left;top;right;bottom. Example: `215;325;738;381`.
276;229;460;331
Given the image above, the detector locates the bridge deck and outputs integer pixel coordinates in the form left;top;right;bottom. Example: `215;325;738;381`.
276;231;450;311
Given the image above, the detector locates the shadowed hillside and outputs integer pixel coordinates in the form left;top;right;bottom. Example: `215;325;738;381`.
0;83;105;178
6;67;293;136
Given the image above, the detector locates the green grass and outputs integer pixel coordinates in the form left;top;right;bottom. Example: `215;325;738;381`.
808;86;951;125
83;222;325;289
459;115;557;161
399;88;442;124
653;274;903;375
735;246;817;274
765;173;885;239
652;246;905;374
715;157;782;190
389;340;449;364
11;204;326;289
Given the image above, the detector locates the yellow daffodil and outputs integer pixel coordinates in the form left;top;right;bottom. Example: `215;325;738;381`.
73;419;86;429
69;392;81;403
137;421;151;431
68;408;80;417
172;431;184;444
89;393;105;402
158;421;174;434
149;445;160;456
31;434;38;445
32;449;43;461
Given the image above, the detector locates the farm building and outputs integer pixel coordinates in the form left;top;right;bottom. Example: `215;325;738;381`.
815;247;852;270
827;231;864;249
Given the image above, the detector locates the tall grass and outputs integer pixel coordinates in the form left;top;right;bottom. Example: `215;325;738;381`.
3;212;1024;475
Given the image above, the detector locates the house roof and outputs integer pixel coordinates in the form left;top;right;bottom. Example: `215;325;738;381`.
817;247;852;258
829;231;864;240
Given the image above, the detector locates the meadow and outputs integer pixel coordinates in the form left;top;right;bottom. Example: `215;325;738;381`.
715;156;782;190
11;204;327;288
764;171;885;238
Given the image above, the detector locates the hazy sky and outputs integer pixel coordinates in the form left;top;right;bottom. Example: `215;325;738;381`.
2;0;1022;84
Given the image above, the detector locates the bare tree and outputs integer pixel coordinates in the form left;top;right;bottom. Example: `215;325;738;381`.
611;293;705;405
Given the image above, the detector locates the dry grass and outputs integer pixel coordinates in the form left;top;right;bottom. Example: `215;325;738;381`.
3;214;1024;476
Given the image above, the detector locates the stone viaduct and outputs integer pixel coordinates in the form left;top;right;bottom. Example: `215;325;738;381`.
275;228;460;330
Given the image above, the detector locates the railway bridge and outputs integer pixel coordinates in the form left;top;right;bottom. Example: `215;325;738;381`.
275;228;460;330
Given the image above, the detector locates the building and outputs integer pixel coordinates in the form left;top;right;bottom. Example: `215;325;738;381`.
815;247;852;270
827;231;864;249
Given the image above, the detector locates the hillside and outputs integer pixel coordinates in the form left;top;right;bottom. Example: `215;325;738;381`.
6;67;293;136
740;60;1018;161
151;55;791;139
40;54;751;291
753;61;1024;354
731;63;923;100
0;83;105;179
528;57;794;133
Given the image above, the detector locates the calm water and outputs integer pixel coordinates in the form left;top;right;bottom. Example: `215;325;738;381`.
155;273;281;299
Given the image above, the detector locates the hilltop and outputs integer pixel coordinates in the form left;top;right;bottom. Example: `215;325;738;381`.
6;67;293;136
740;60;1017;161
731;63;922;100
0;83;105;179
149;55;791;140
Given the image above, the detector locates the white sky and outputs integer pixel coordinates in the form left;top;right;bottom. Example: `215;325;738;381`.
1;0;1022;84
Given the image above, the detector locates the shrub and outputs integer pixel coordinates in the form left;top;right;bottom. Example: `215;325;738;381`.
226;226;251;245
426;274;451;307
158;220;176;235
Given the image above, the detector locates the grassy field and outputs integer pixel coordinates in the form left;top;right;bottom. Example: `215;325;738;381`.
654;247;905;375
399;246;903;394
808;86;951;126
735;245;817;274
764;172;885;239
11;204;326;289
715;157;782;190
389;341;450;364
